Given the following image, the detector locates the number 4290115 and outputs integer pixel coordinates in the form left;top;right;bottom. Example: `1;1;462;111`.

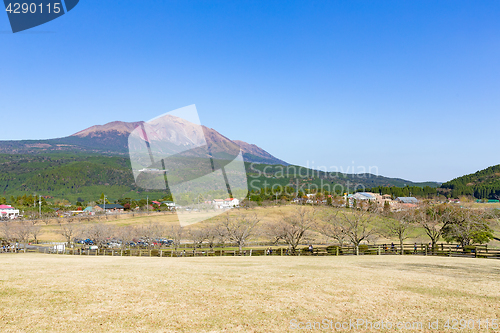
6;3;61;14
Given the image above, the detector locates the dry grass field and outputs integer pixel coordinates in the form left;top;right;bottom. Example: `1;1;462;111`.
0;254;499;332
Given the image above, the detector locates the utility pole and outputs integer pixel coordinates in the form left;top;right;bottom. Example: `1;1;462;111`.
103;195;107;215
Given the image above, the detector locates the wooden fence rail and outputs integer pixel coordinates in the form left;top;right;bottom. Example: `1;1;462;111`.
2;243;500;259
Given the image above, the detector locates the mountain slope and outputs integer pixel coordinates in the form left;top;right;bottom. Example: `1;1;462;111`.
440;165;500;199
0;121;287;165
0;153;439;203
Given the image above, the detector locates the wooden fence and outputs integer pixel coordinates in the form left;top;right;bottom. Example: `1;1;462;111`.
4;243;499;259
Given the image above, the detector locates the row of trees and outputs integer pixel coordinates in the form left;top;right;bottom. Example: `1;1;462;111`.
1;205;497;254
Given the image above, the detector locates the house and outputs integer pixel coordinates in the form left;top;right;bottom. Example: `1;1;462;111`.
224;198;240;207
213;199;225;209
161;201;176;208
0;205;20;219
94;204;125;213
82;207;95;215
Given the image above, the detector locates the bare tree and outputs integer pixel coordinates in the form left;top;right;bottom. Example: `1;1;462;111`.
381;210;414;255
221;213;260;253
28;220;42;245
188;227;207;249
117;225;138;249
81;223;115;249
214;223;228;248
168;225;184;251
13;222;32;252
1;222;14;243
413;204;450;253
138;222;165;248
318;211;348;246
202;224;221;250
329;209;377;255
267;207;317;253
58;218;80;246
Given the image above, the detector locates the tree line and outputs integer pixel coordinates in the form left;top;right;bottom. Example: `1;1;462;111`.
1;204;497;255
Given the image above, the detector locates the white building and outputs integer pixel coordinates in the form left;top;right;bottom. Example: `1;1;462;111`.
212;198;239;209
213;199;225;209
224;198;240;207
0;205;20;219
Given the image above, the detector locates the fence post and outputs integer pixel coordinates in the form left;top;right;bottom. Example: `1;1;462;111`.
475;247;478;258
249;249;252;256
121;249;123;256
377;246;381;255
160;250;163;257
281;248;283;256
336;247;339;256
424;246;427;256
171;250;173;257
149;250;152;257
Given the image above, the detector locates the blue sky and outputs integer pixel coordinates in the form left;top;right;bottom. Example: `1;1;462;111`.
1;0;499;182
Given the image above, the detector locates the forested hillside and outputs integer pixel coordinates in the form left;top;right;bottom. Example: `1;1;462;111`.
0;153;439;204
440;165;500;199
364;185;438;198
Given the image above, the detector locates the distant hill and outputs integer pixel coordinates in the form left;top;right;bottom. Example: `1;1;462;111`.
0;121;288;165
440;165;500;199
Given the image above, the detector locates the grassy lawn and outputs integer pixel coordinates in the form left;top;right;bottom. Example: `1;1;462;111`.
0;254;499;332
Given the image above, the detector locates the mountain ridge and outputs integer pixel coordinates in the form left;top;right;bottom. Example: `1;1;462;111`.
0;120;288;165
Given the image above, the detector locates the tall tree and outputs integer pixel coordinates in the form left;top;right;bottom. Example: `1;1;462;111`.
327;209;377;255
413;204;450;254
267;207;317;253
381;210;414;255
221;213;260;253
441;207;494;247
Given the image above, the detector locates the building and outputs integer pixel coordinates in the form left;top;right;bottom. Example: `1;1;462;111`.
213;199;225;209
0;205;20;219
346;192;376;206
224;198;240;207
83;207;95;215
94;204;125;213
396;197;419;204
161;201;176;208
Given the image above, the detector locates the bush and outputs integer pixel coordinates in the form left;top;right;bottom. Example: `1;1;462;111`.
358;244;369;253
325;245;343;254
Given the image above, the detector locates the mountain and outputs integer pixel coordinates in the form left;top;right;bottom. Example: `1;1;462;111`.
0;120;442;203
440;165;500;199
0;121;288;165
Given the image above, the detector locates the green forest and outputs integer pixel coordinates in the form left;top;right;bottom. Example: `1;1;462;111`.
0;152;440;205
440;164;500;199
